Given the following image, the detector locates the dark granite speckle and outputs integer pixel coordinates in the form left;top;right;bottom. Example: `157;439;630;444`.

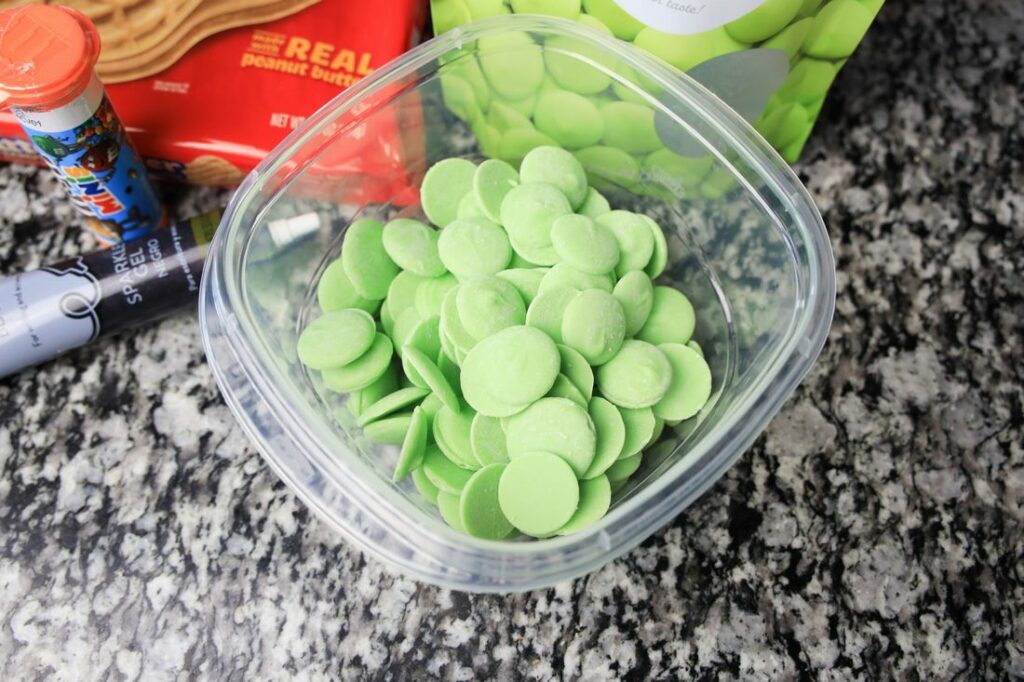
1;1;1023;679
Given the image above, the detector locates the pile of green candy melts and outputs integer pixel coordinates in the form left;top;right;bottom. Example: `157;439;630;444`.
299;146;712;540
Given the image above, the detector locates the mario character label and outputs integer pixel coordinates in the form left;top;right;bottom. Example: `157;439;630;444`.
11;77;164;244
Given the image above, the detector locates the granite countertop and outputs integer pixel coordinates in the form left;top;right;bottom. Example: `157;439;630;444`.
2;2;1023;679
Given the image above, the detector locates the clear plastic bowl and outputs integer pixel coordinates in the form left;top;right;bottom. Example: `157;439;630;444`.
199;15;834;592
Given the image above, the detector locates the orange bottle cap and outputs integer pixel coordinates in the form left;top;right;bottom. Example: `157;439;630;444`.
0;4;101;110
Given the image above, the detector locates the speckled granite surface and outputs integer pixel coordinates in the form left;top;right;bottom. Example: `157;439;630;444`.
2;2;1023;679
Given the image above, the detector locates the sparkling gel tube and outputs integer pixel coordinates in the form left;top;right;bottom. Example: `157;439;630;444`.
0;210;326;378
0;211;219;378
0;4;166;243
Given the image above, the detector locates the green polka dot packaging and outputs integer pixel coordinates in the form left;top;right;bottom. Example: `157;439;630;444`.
431;0;883;163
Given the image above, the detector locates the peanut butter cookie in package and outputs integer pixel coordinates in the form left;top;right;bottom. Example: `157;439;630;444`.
0;0;429;198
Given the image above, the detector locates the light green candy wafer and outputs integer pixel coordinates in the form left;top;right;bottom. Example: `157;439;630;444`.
526;287;578;343
456;275;526;341
461;325;560;417
757;102;811;150
642;215;668;278
424;443;473;495
364;412;413;445
433;404;478;468
547;373;587;407
440;286;477;358
509;252;543;269
437;349;463;401
597;211;655;277
474;120;502;159
519;146;589;209
633;26;747;73
473;159;520;223
420;392;444;422
459;463;515;539
415;273;458;318
556;474;611;535
494;89;539;118
506;397;596;478
385;270;427;321
470;413;510;466
642;149;714;189
451;56;492;112
700;166;738;199
561;288;626;365
611;62;663;105
761;17;813;60
347;366;398;418
432;0;471;33
609;477;630;495
582;397;626;479
382;218;447;278
500;182;572;265
498;451;579;537
653;343;712;421
440;73;480;124
497;127;555;166
538;262;612;294
605;452;641;482
538;74;563;96
496;268;545;304
533;92;604;150
404;345;461;413
595;339;672;409
637;286;696;345
411;466;440;504
342;218;400;300
457;191;487;220
582;0;645;39
437;491;467;532
550;214;619;275
317;258;379;314
510;0;580;17
612;271;654;337
393;406;429;481
297;309;376;370
725;0;802;43
779;59;838;104
797;0;823;18
402;315;442;373
478;31;544;100
322;333;394;392
576;187;610;218
438;217;512;280
574;146;640;191
466;0;509;19
557;343;594;401
392;306;423;357
543;14;614;95
488;101;533;132
648;417;665;447
599;101;662;155
619;406;656;458
687;339;703;357
358;386;430;427
421;158;476;228
802;0;875;60
380;300;395;338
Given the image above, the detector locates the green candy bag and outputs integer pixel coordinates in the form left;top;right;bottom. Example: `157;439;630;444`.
431;0;883;163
